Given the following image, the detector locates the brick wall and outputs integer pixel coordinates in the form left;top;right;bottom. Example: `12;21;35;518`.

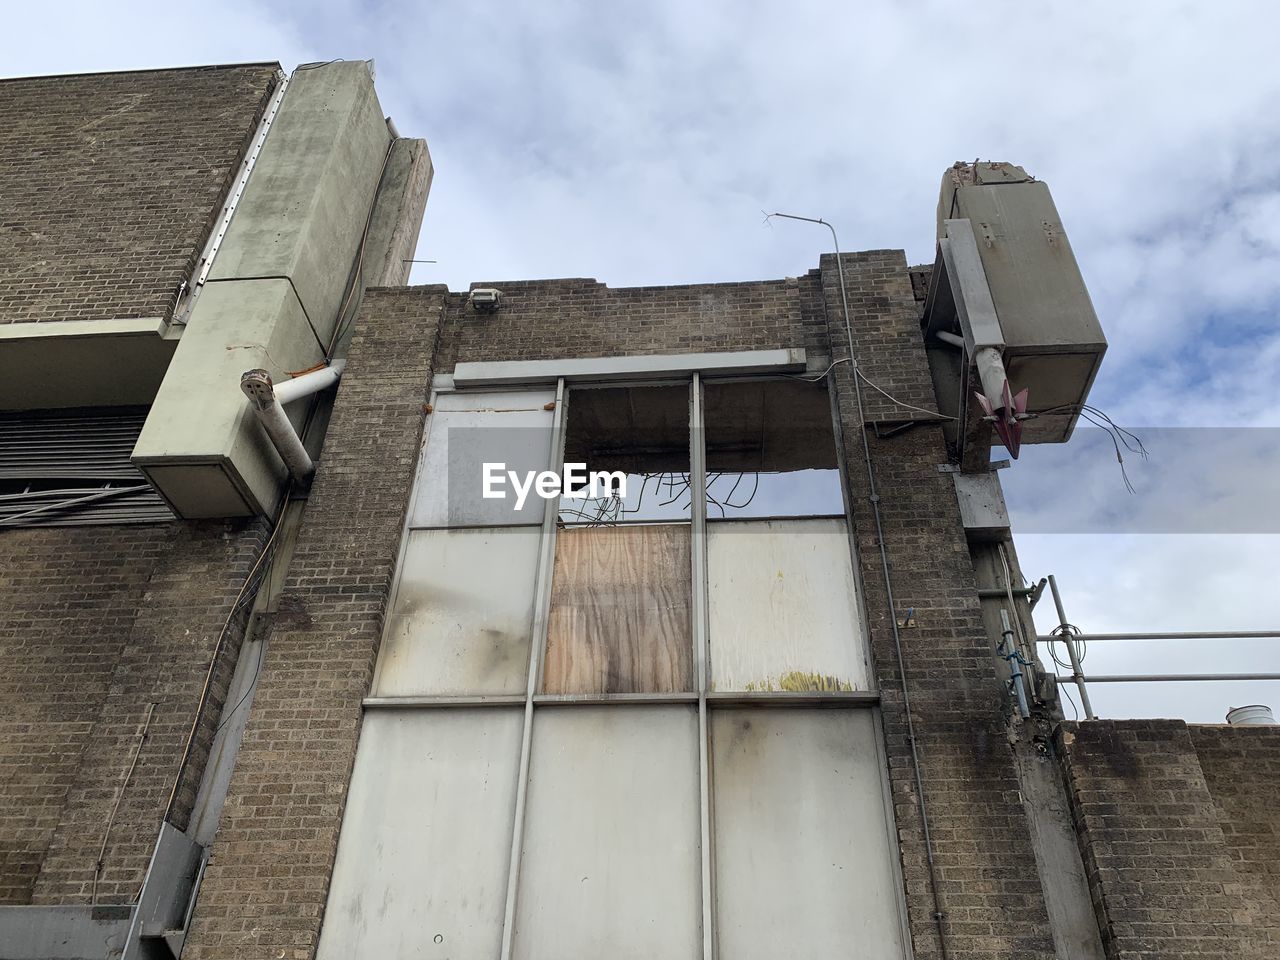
823;252;1055;959
183;287;445;958
1057;719;1267;960
1190;726;1280;958
0;517;268;904
0;64;278;325
183;254;1062;958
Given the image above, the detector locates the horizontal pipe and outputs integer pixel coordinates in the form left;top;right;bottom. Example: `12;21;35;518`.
274;359;346;405
1038;631;1280;642
1054;673;1280;683
934;330;965;349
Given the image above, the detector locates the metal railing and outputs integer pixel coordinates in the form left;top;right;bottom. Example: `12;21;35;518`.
1033;575;1280;720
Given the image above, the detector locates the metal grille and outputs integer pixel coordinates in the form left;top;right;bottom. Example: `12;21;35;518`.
0;408;172;527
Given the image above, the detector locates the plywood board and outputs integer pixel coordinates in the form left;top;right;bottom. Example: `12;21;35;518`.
316;708;522;959
708;518;868;692
710;708;906;959
375;527;540;696
543;524;693;694
513;706;701;959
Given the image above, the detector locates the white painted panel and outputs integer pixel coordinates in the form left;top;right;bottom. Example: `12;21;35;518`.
711;709;906;959
376;527;540;696
708;517;868;692
316;708;522;959
513;706;701;959
411;388;555;527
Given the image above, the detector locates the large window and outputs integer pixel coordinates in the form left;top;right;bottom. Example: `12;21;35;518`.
318;372;909;959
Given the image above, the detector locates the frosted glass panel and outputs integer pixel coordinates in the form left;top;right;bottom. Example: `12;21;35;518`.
708;517;867;692
711;709;906;959
376;527;540;696
513;706;701;959
410;388;555;527
316;709;522;959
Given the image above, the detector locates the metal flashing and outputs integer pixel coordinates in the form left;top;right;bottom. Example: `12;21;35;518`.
452;348;807;387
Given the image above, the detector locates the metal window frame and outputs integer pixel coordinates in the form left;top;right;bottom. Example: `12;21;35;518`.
351;365;911;960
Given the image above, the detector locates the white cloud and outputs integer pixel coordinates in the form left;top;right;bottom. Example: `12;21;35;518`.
5;0;1279;721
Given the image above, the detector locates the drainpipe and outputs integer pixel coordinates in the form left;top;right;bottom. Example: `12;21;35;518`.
239;361;346;481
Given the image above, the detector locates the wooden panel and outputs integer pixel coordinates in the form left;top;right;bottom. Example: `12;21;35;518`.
543;524;693;693
708;518;868;692
513;706;701;959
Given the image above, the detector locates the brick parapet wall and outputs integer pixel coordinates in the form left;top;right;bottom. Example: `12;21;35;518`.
1189;725;1280;957
0;64;279;325
1057;719;1264;960
183;286;446;958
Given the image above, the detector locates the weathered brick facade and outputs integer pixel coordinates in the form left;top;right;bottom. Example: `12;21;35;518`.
181;253;1057;958
1059;719;1280;960
0;64;278;325
2;61;1276;960
0;519;268;904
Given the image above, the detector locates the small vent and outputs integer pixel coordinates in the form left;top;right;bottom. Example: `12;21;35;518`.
0;408;172;527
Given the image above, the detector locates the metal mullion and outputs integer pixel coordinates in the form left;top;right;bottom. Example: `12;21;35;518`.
690;373;716;960
873;706;918;959
705;691;880;708
499;377;567;960
363;695;527;709
533;692;699;705
403;521;545;533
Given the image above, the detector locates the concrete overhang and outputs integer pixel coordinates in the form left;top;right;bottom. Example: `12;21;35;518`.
0;317;176;410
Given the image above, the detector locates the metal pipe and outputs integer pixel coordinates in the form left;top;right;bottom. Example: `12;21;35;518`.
934;330;965;349
999;608;1030;718
274;359;346;405
1058;673;1280;683
240;370;313;480
1048;575;1094;720
768;212;950;960
973;345;1008;410
977;587;1036;599
239;362;347;484
1036;631;1280;642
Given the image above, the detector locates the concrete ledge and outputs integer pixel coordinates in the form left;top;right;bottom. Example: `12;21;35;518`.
0;904;132;959
0;318;174;410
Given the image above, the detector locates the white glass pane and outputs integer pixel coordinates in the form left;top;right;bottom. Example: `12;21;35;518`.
375;527;540;696
513;706;701;959
411;389;555;527
711;709;907;959
708;517;868;692
316;708;522;959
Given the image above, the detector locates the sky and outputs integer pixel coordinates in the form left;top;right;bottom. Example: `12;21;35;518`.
5;0;1278;721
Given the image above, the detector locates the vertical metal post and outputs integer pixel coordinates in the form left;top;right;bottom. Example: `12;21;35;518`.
499;377;567;960
690;373;716;960
1048;575;1095;720
998;608;1031;719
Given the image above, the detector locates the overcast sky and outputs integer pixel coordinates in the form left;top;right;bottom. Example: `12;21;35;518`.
6;1;1278;722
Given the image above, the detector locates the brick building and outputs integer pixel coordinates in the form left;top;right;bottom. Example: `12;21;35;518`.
0;60;1276;960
